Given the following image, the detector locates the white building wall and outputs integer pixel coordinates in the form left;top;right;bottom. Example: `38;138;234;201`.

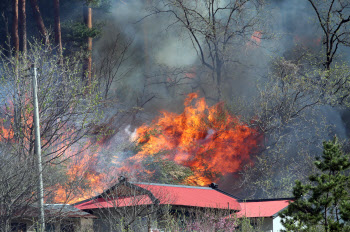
272;216;285;232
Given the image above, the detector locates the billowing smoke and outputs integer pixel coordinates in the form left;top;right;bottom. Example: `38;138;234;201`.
83;0;350;198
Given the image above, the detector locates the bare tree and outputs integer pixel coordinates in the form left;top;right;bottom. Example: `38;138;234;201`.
96;31;134;100
150;0;266;100
0;145;37;232
307;0;350;71
0;41;100;231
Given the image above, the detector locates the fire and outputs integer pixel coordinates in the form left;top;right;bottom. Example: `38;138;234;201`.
0;92;259;203
251;31;262;45
0;97;107;204
51;141;108;204
185;67;196;79
0;97;33;143
127;93;260;186
246;31;262;49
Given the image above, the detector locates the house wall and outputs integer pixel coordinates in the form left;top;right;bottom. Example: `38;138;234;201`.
250;216;285;232
272;216;284;232
91;208;152;232
80;218;94;232
13;218;92;232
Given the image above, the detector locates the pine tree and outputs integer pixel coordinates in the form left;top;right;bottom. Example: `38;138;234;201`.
280;137;350;232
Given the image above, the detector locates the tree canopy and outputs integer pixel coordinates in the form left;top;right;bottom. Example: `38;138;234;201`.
280;137;350;232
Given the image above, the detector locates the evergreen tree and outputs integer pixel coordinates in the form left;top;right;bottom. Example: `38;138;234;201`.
280;137;350;232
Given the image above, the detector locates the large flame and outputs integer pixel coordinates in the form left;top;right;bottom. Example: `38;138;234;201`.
127;93;260;186
0;93;260;203
0;97;107;204
52;142;107;204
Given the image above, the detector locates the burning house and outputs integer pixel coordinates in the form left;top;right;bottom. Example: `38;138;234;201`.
73;176;291;232
74;176;241;231
2;0;348;231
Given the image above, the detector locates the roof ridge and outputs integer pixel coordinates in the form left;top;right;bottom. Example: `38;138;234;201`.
132;182;212;189
214;188;242;201
238;197;294;203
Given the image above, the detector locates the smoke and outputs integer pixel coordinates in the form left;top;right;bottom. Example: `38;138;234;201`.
87;0;350;197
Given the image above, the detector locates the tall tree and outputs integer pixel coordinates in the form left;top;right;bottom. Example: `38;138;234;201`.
53;0;62;57
151;0;265;100
307;0;350;71
18;0;26;55
29;0;49;45
83;1;92;82
12;0;19;58
280;137;350;232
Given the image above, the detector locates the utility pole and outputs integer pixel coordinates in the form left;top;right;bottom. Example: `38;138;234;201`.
32;64;45;231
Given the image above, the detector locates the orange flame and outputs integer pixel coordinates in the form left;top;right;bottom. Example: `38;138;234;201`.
126;93;260;186
52;141;108;204
246;31;262;49
0;97;33;143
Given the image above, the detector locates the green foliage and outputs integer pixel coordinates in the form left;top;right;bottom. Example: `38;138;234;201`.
142;155;194;184
280;137;350;232
237;217;264;232
84;0;111;9
62;21;103;48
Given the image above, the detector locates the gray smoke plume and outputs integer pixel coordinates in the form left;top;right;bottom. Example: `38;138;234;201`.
88;0;350;197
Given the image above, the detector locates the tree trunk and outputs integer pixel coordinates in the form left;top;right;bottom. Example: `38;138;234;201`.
53;0;62;57
29;0;49;45
19;0;27;55
12;0;19;59
83;5;92;83
1;12;12;56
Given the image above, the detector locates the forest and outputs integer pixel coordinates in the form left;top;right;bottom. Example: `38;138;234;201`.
0;0;350;231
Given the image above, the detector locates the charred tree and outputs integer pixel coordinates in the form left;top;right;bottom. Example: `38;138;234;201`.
19;0;26;55
29;0;49;45
53;0;62;57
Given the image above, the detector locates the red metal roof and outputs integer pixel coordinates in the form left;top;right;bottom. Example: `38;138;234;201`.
136;183;241;210
74;183;241;211
74;195;154;210
236;199;291;218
